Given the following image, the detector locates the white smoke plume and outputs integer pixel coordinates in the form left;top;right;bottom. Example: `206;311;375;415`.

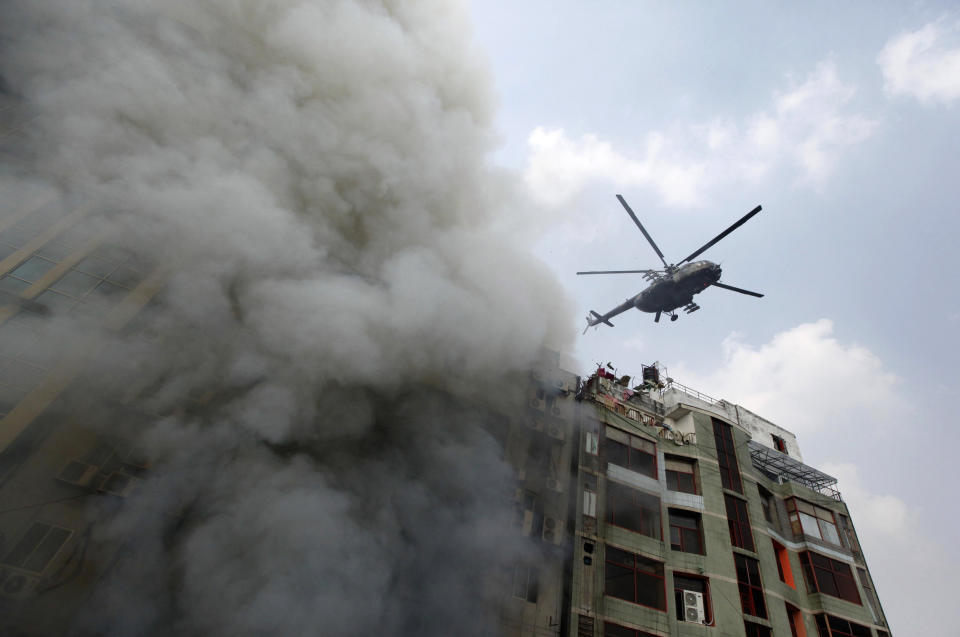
1;1;575;635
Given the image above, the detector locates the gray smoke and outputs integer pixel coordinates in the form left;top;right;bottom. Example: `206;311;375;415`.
0;1;575;635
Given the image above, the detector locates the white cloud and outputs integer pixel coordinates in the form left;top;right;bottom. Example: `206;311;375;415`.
524;62;876;208
822;463;959;637
878;20;960;103
672;319;905;435
670;320;957;636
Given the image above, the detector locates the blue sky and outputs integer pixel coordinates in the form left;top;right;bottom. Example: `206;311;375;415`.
470;2;960;634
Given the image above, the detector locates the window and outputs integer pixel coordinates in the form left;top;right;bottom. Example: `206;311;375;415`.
786;603;807;637
2;522;72;574
606;481;661;539
511;564;539;603
772;540;796;589
744;621;772;637
813;614;872;637
712;418;742;492
585;431;599;455
771;434;788;454
604;545;666;610
724;494;755;551
856;567;883;623
665;456;697;494
786;498;841;545
668;509;704;554
734;553;767;618
603;622;658;637
584;488;597;518
673;573;711;623
799;551;861;604
604;427;656;478
757;485;776;525
838;514;860;553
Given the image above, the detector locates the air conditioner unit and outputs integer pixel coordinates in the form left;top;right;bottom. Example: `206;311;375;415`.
682;590;706;623
547;423;565;441
550;403;562;417
531;368;546;382
553;378;571;393
529;395;546;411
546;477;564;493
526;417;544;432
0;568;36;600
55;461;101;489
541;516;563;545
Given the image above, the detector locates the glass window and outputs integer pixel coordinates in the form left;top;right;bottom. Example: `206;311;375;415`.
51;269;99;297
75;255;117;278
603;622;658;637
800;551;861;605
9;255;56;284
604;545;665;610
606;481;661;539
2;522;72;574
668;509;704;554
744;621;772;637
584;489;597;518
735;554;767;618
665;456;697;494
712;418;742;492
0;275;30;295
786;498;842;546
604;426;656;478
511;564;538;603
725;494;755;551
815;614;872;637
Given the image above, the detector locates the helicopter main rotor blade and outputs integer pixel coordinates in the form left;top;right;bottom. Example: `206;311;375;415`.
678;205;762;265
576;269;661;275
711;281;764;297
616;194;670;269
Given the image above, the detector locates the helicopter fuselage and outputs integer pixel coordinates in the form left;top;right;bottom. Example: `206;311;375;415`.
633;260;721;313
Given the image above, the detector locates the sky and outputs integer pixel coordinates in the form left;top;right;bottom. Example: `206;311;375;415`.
470;2;960;635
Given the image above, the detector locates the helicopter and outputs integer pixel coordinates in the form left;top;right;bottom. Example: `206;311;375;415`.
580;194;763;332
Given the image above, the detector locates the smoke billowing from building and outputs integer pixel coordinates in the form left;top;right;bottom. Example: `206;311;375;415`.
1;1;574;634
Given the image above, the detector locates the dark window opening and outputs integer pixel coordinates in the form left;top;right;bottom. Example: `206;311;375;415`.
511;564;539;603
604;427;657;478
800;551;860;605
786;603;806;637
757;485;776;526
603;622;658;637
724;494;755;551
744;621;773;637
604;545;666;611
665;456;698;494
606;481;661;539
712;418;742;493
668;509;704;554
813;614;871;637
771;434;788;454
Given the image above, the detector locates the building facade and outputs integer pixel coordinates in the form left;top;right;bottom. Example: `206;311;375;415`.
505;359;890;637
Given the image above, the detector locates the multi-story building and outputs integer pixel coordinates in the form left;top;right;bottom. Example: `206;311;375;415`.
506;358;890;637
